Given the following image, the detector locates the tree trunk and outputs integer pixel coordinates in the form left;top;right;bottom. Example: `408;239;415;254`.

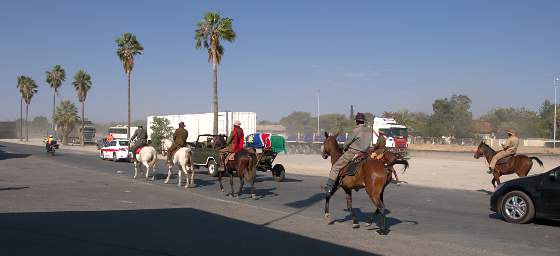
25;103;29;142
52;90;56;132
127;71;131;141
20;98;23;141
81;101;85;146
212;55;219;136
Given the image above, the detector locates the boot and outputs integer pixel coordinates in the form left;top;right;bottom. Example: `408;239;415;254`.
487;167;494;174
321;179;336;195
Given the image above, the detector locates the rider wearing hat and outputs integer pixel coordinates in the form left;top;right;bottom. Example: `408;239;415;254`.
488;129;519;174
130;125;148;159
323;112;372;194
220;120;244;165
370;130;387;160
167;122;189;163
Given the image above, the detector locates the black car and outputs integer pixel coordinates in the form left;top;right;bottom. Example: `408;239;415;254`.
490;167;560;224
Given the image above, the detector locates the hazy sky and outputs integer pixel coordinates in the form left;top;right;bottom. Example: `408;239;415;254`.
2;0;560;123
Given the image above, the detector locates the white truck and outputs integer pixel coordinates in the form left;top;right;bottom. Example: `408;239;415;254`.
108;125;138;140
372;117;408;158
146;112;257;142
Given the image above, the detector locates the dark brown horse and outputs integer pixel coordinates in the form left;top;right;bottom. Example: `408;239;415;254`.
378;151;408;184
321;132;409;234
218;149;257;199
474;141;543;189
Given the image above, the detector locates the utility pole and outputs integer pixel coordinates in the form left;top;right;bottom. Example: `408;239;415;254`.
317;90;320;136
554;77;559;149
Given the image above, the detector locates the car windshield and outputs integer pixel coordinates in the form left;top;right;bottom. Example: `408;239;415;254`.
118;141;129;146
380;128;408;137
108;141;117;147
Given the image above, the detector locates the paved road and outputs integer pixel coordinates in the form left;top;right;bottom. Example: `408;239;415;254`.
1;142;559;255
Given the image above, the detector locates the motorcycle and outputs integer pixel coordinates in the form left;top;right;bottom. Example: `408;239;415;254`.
46;142;59;156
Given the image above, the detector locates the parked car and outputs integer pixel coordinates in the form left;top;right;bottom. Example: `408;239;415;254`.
99;139;131;162
490;167;560;224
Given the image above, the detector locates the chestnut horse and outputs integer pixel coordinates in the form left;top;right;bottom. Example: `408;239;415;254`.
218;149;257;199
321;132;409;234
474;141;543;189
379;151;408;184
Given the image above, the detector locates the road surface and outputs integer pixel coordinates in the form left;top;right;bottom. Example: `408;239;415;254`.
0;142;558;255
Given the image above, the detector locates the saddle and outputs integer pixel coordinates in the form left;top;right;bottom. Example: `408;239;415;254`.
496;155;515;165
135;146;145;155
224;152;236;166
340;153;368;177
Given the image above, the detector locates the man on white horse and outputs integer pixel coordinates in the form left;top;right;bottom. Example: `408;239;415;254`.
130;125;148;160
167;122;189;164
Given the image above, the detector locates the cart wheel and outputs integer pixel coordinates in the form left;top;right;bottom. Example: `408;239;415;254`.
272;164;285;182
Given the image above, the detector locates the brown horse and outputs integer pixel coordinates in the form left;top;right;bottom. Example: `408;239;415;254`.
218;149;257;199
474;141;543;189
379;151;408;184
321;132;409;234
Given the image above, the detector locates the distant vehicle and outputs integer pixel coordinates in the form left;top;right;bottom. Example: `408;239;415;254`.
490;167;560;224
190;134;225;177
46;140;59;156
99;139;131;162
108;126;138;140
68;120;96;144
372;117;408;159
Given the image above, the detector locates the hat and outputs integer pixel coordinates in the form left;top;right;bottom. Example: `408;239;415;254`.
234;120;241;126
506;129;516;135
354;112;366;122
179;121;185;127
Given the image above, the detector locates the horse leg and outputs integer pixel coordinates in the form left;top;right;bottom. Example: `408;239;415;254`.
188;165;194;188
178;164;184;187
165;162;172;184
367;183;388;234
133;161;138;179
229;169;235;197
250;168;256;199
237;169;245;198
389;166;400;184
345;189;358;228
218;167;224;192
145;162;152;181
324;181;340;219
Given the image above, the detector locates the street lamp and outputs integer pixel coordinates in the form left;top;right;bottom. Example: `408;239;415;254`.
554;77;559;149
317;90;320;136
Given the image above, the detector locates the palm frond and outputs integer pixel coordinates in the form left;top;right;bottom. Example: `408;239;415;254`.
72;70;92;103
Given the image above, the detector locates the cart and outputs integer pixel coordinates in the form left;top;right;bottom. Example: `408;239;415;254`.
246;133;286;182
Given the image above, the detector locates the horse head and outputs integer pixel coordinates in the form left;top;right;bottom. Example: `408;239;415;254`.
322;132;340;159
474;141;487;159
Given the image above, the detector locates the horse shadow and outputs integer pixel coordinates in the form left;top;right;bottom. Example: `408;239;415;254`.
257;176;303;183
476;189;494;196
252;187;279;200
329;208;418;234
285;193;324;209
193;178;216;188
0;186;29;191
0;149;31;160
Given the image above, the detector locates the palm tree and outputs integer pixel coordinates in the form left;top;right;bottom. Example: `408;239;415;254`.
54;100;79;145
116;32;143;140
19;76;38;142
195;12;236;135
16;76;25;141
72;70;92;146
46;65;66;132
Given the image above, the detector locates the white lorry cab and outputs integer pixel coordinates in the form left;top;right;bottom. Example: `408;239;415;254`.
372;117;408;158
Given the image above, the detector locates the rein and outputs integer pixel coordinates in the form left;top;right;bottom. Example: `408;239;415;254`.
479;143;496;163
328;138;343;165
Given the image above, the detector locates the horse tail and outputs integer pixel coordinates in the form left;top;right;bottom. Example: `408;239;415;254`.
530;157;544;167
148;147;157;166
388;159;409;174
184;147;192;166
245;152;256;183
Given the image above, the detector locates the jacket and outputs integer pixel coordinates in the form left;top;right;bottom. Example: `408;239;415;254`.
345;124;373;153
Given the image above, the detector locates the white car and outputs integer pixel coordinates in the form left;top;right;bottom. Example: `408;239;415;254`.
100;140;131;162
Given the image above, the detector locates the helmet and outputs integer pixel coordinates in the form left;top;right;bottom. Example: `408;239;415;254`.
234;120;241;126
48;135;53;138
354;112;366;122
179;121;185;128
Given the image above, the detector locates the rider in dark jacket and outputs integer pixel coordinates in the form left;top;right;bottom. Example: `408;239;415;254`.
130;125;148;159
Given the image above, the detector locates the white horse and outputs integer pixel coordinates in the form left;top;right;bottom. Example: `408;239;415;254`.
162;138;195;188
133;145;158;181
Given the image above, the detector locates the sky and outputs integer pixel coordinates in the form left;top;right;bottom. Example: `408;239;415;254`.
1;0;560;123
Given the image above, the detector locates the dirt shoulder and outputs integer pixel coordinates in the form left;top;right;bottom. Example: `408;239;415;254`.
409;143;560;155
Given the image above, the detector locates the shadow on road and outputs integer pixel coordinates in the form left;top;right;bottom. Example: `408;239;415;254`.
476;189;493;196
489;212;560;227
0;208;376;256
330;208;419;234
0;186;29;191
0;148;31;160
257;176;303;183
286;193;324;209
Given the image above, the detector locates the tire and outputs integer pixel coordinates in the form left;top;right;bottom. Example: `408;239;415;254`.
500;190;535;224
272;164;285;182
207;160;219;177
113;153;118;162
100;151;105;160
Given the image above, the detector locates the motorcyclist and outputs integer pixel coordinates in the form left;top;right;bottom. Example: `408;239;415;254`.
44;134;57;151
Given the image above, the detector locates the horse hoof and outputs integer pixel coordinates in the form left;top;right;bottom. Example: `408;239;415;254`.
352;224;360;229
377;229;389;235
251;194;256;199
324;213;331;219
234;194;239;198
365;222;372;227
